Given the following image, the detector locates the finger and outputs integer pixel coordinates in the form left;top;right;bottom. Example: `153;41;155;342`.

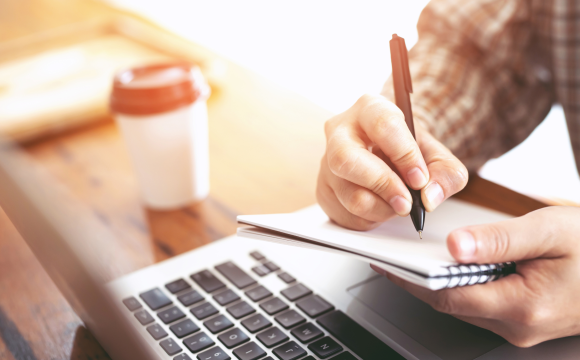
371;264;524;319
356;95;430;190
322;153;399;221
316;167;380;231
325;124;412;216
330;174;398;222
417;129;468;211
447;207;578;263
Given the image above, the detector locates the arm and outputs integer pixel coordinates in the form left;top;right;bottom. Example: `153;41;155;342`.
382;0;555;170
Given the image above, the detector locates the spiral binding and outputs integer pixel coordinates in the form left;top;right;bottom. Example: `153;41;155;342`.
443;262;516;288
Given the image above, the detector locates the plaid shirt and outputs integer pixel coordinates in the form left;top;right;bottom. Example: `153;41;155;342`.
382;0;580;173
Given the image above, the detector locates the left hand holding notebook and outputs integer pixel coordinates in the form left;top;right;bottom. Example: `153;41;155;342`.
372;206;580;347
316;94;468;231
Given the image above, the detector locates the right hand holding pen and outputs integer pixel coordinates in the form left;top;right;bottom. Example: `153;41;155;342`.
316;94;468;230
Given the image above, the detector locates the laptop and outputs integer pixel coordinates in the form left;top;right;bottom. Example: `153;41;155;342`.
1;141;579;360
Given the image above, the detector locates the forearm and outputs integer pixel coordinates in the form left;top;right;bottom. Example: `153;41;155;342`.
382;0;553;171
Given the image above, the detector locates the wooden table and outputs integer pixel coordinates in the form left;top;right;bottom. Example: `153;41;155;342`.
0;1;548;359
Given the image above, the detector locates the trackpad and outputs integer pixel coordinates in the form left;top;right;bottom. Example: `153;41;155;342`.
348;276;505;360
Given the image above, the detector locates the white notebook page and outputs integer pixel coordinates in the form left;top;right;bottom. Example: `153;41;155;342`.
237;199;512;277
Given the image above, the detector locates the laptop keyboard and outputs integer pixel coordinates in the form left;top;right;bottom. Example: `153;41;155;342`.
122;251;402;360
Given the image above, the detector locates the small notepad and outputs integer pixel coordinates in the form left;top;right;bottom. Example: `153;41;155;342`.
237;199;516;290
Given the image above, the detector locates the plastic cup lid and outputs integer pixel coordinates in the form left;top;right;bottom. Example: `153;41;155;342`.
110;63;210;116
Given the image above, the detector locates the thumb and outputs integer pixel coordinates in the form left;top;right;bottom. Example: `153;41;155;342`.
447;207;570;264
417;129;468;212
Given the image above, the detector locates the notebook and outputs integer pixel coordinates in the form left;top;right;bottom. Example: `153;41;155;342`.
236;199;517;290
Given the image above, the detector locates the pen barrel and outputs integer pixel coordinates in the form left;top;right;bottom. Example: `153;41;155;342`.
409;188;425;232
389;37;415;139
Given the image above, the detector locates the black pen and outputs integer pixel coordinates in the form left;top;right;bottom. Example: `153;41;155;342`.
389;33;425;238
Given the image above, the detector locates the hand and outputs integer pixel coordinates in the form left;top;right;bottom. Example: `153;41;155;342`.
316;94;468;230
372;206;580;347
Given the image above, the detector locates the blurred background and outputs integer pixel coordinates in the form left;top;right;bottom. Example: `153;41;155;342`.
103;0;580;205
1;0;579;204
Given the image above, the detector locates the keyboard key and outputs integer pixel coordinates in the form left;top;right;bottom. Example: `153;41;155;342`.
134;309;154;325
160;338;182;356
275;310;306;329
272;341;306;360
250;251;265;260
215;261;257;289
122;296;142;311
166;278;192;294
158;306;186;324
302;357;315;360
329;353;356;360
291;323;323;343
317;310;404;360
170;319;200;338
178;290;204;307
241;314;271;333
183;332;215;353
146;323;168;340
281;284;312;302
197;346;230;360
204;314;234;334
218;328;249;349
259;297;289;315
227;301;255;319
140;288;172;310
233;342;267;360
262;358;274;360
174;354;192;360
191;302;219;320
251;265;270;277
296;295;334;318
264;261;280;272
245;285;272;302
308;336;343;358
256;327;288;348
277;272;296;284
213;289;240;306
191;270;226;293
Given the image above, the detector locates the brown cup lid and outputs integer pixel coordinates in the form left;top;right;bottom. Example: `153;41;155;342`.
110;63;210;116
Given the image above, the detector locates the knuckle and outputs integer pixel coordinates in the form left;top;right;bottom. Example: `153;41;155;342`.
437;161;469;194
346;189;374;217
486;225;511;258
324;118;338;138
450;162;469;190
368;108;404;138
431;293;456;314
356;93;377;108
516;303;550;328
507;334;540;348
315;179;333;206
327;147;356;176
369;176;392;196
391;146;419;166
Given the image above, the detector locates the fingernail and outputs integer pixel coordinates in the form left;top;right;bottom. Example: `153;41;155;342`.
424;182;444;209
389;195;412;216
407;167;428;189
455;231;476;261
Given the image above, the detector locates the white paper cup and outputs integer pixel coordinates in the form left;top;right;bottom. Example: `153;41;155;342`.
110;63;210;209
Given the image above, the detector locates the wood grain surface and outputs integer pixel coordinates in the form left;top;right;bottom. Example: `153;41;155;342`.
0;0;548;359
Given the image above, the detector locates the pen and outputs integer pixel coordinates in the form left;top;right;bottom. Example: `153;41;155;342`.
389;33;425;238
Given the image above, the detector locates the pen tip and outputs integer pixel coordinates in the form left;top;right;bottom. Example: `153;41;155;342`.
418;231;422;239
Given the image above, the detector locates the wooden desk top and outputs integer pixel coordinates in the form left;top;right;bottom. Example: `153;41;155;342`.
0;0;548;359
